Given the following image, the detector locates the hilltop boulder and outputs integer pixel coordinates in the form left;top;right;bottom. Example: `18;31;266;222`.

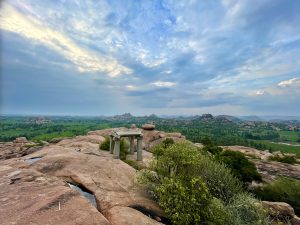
142;123;156;130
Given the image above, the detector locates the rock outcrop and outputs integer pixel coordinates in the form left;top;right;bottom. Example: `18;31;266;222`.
0;132;165;225
0;138;43;160
142;123;156;130
224;146;300;182
262;201;300;225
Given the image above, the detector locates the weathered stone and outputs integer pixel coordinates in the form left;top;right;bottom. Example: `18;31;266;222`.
142;124;156;130
105;206;163;225
0;161;111;225
14;137;28;143
291;216;300;225
0;131;164;225
262;201;295;218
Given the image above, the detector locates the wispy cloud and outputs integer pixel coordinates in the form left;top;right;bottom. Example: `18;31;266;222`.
278;78;300;87
0;3;131;77
151;81;177;87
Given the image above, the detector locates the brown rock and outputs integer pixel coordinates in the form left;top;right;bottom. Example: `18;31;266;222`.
0;129;166;224
14;137;28;143
142;124;156;130
0;161;111;225
262;201;295;218
105;206;163;225
291;216;300;225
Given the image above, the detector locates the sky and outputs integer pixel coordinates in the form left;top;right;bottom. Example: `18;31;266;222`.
1;0;300;116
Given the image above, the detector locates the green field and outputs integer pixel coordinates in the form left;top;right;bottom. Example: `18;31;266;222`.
279;130;300;142
252;140;300;156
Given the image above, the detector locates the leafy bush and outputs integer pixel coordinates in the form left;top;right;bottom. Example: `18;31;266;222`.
203;145;223;155
226;193;269;225
120;138;129;160
154;141;202;179
253;177;300;216
152;138;175;158
269;155;297;164
138;141;269;225
217;150;262;183
196;154;243;203
157;177;212;225
201;136;213;146
99;136;110;151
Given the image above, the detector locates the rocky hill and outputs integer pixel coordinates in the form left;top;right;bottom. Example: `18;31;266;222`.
0;127;185;225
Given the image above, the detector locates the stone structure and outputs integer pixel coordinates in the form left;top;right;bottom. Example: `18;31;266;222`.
110;130;143;161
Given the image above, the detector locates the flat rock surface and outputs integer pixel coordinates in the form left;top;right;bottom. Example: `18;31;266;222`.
0;133;164;225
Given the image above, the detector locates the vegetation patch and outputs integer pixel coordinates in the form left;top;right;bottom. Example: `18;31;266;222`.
217;150;262;183
253;177;300;216
123;159;145;170
139;141;269;225
269;154;297;164
99;136;110;151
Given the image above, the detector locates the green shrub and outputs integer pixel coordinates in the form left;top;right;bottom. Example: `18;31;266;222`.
217;150;262;183
226;193;269;225
253;177;300;216
99;136;110;151
157;177;212;225
139;141;268;224
269;155;297;164
123;159;145;170
154;141;202;179
162;137;175;148
152;138;175;158
201;136;213;146
196;154;243;203
203;145;223;155
153;141;243;202
120;138;129;160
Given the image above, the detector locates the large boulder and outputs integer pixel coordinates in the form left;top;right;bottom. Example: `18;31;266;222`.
0;131;164;225
0;161;111;225
142;124;156;131
262;201;295;218
142;130;185;151
13;137;28;143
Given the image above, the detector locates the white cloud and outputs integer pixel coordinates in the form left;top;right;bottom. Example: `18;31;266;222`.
151;81;177;87
278;78;300;87
126;85;137;90
0;3;131;77
255;90;265;95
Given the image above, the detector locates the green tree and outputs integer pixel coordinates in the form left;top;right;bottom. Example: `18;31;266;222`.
217;150;262;183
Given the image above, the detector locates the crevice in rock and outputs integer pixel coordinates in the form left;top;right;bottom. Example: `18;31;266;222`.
66;181;97;208
24;156;43;164
129;205;173;224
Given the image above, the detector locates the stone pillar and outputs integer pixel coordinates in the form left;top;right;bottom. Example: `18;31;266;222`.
129;136;135;155
113;137;120;159
109;136;114;154
137;136;143;161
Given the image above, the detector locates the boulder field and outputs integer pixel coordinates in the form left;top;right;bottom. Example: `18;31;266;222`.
0;130;173;225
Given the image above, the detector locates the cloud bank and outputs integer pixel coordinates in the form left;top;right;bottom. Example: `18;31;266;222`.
1;0;300;115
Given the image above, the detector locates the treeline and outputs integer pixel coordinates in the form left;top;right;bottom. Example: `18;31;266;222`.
1;117;299;156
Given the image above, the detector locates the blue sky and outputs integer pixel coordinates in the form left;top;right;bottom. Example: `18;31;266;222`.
1;0;300;116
